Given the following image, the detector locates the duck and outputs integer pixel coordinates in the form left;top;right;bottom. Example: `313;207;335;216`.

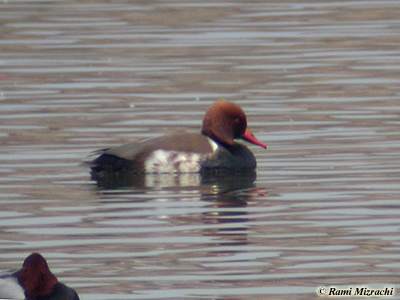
0;253;80;300
90;100;266;180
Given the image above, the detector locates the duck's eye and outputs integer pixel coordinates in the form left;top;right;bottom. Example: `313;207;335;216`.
234;118;240;124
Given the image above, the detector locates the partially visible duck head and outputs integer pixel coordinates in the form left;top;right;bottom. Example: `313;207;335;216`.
18;253;58;299
201;100;266;149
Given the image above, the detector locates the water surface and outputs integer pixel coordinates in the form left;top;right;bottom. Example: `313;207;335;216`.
0;1;399;299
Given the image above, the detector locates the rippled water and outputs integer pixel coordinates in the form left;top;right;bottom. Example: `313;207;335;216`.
1;1;400;299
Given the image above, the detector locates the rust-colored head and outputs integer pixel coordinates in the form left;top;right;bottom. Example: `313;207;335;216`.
18;253;58;299
201;100;266;149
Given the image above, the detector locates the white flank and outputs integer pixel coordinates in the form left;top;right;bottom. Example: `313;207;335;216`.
0;277;24;299
145;150;202;173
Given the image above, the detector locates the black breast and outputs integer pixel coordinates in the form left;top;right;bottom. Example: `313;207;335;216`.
200;143;256;172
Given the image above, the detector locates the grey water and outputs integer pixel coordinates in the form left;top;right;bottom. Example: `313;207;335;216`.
1;1;400;299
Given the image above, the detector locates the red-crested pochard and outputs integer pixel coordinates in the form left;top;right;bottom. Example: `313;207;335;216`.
90;100;266;179
0;253;80;300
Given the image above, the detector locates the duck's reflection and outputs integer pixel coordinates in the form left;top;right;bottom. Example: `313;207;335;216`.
92;170;259;249
201;192;251;247
92;169;256;194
